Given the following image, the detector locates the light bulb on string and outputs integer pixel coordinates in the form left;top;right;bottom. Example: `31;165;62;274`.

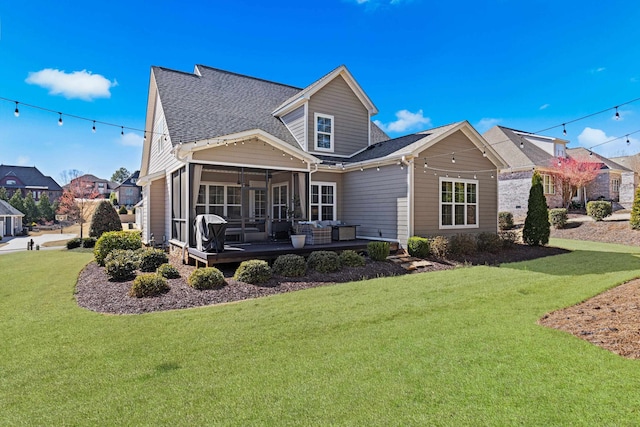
562;124;567;135
473;174;477;179
451;153;455;164
482;150;487;157
519;138;524;149
557;158;562;166
58;113;63;126
121;126;124;136
589;150;593;157
14;102;19;117
92;121;96;133
615;106;620;120
627;135;631;146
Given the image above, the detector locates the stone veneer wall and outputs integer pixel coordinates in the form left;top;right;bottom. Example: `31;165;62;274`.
619;171;638;209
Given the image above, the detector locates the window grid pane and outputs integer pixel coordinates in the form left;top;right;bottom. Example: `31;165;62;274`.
440;179;478;228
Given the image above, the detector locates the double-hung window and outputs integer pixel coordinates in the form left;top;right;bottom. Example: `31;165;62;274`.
440;178;478;228
314;113;334;152
310;182;336;221
272;183;288;220
542;174;555;195
612;178;620;192
196;184;242;219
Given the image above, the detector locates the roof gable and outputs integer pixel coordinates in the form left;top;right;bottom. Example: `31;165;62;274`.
0;165;62;191
0;199;24;216
483;126;557;170
567;147;632;171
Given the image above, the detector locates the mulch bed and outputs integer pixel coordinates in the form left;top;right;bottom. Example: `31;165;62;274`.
75;243;564;315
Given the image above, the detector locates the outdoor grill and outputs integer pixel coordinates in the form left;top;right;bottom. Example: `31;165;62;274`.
195;214;228;253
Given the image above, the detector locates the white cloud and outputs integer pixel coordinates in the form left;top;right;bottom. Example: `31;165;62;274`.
475;117;501;133
26;69;117;101
539;103;550;110
119;132;143;147
16;156;30;166
589;67;606;74
576;127;639;157
374;109;431;134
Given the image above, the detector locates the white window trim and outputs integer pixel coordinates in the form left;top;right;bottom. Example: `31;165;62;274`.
272;183;289;220
195;182;242;218
542;174;555;195
310;181;337;221
612;178;620;192
439;177;479;230
314;112;334;153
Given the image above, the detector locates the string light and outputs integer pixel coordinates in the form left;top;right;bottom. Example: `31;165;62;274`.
562;123;566;135
627;135;630;146
58;113;63;126
14;102;19;117
92;121;96;133
121;126;124;136
615;106;620;120
519;138;524;149
451;153;455;164
482;150;487;157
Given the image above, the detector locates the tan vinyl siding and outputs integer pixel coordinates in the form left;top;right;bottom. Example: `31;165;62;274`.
281;105;306;148
413;130;498;237
148;176;166;243
192;139;308;171
342;165;408;241
308;75;369;156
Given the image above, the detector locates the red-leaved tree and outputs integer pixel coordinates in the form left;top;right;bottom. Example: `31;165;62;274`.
56;172;100;238
551;157;602;207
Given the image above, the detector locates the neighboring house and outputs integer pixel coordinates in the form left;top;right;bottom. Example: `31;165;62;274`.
66;174;117;197
0;164;63;201
137;64;507;253
0;199;24;237
484;126;638;219
113;171;141;206
483;126;568;219
567;148;637;208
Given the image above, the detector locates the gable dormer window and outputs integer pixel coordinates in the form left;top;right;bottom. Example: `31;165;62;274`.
314;113;334;152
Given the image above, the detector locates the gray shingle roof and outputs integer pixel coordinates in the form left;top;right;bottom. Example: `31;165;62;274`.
482;126;556;169
0;165;62;191
154;65;303;147
567;147;632;171
0;199;24;216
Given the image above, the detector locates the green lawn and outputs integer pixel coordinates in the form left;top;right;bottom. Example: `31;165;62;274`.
2;239;640;425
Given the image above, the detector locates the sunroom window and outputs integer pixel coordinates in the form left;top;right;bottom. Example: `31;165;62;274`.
310;182;336;221
195;184;242;219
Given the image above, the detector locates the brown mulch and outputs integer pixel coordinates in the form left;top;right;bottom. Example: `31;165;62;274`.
545;218;640;359
75;243;564;315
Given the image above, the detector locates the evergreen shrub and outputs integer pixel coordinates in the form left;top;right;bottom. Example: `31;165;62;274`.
307;251;342;273
234;260;272;284
523;171;550;246
498;211;514;230
586;201;612;221
449;234;477;256
66;237;83;250
188;267;225;290
89;201;123;238
129;274;169;298
339;250;365;267
118;206;128;214
429;236;450;258
367;241;390;261
104;249;139;281
630;187;640;230
94;231;142;266
138;248;169;272
476;232;501;253
157;263;180;279
272;254;307;277
407;236;430;258
548;208;568;229
82;237;97;248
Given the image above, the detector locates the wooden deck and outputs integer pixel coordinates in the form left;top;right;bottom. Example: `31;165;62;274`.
187;239;388;267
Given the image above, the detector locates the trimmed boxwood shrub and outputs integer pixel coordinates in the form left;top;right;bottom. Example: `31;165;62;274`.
89;200;122;238
234;260;272;284
429;236;449;259
82;237;97;248
449;234;477;256
367;241;390;261
549;208;568;229
499;231;518;248
188;267;225;290
587;201;612;221
407;236;430;258
498;211;514;231
272;254;307;277
94;231;142;266
129;273;169;298
476;232;502;253
157;263;180;279
339;250;365;267
66;237;83;250
307;251;342;273
104;249;139;281
138;248;169;272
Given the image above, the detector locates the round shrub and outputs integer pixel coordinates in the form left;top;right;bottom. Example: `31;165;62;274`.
82;237;97;248
429;236;450;259
129;274;169;298
66;237;82;250
94;231;142;266
499;231;518;249
498;211;514;231
449;234;477;256
138;248;169;272
476;232;501;253
118;205;128;214
339;250;365;267
548;208;568;229
407;236;430;258
367;241;390;261
307;251;342;273
188;267;225;290
157;263;180;279
104;249;139;281
89;200;123;238
234;260;272;284
587;201;612;221
272;254;307;277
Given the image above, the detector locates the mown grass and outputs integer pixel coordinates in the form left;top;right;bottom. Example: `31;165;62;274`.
2;240;640;425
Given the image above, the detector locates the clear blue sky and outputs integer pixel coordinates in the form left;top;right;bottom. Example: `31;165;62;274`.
1;0;640;183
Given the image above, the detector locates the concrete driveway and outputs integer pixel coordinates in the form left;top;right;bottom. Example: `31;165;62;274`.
0;233;78;254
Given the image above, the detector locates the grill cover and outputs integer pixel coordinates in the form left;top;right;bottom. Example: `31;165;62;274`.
194;214;228;253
